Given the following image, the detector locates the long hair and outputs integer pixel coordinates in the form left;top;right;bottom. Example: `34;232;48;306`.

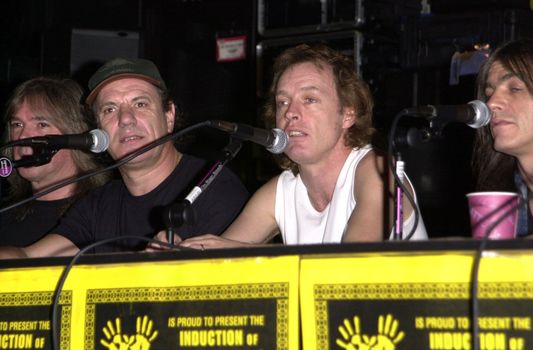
263;44;375;173
472;39;533;190
2;77;111;217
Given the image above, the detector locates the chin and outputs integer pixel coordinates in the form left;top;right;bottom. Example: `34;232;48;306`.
286;153;312;166
493;142;518;157
17;167;42;181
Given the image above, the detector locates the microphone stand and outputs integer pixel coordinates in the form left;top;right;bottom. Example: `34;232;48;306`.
393;152;405;240
393;121;444;239
388;109;421;241
163;138;243;245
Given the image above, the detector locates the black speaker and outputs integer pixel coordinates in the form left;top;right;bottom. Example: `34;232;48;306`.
70;29;140;87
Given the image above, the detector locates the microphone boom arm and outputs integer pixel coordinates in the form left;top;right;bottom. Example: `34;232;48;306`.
163;138;243;244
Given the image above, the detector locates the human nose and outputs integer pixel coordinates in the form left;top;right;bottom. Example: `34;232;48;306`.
118;104;136;127
283;102;301;123
486;89;506;113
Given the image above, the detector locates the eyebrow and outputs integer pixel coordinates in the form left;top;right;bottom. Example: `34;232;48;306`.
485;72;522;89
491;72;519;84
499;72;519;82
276;85;320;97
131;94;153;103
98;93;153;107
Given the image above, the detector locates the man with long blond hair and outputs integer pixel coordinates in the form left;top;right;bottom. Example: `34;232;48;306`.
0;77;109;245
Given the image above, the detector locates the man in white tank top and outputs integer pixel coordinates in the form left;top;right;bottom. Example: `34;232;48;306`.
177;44;427;249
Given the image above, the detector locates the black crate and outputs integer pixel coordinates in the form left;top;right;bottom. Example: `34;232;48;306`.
257;0;364;37
255;30;363;96
401;9;533;69
429;0;530;13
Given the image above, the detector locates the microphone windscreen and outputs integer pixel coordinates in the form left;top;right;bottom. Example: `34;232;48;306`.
267;128;288;154
90;129;110;153
466;100;491;129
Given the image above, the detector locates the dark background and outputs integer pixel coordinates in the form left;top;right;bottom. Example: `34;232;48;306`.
1;0;533;238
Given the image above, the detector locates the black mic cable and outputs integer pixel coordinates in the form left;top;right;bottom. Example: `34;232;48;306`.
0;121;211;214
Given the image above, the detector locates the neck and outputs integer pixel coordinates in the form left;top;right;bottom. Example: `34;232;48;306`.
299;147;352;211
34;182;77;201
517;157;533;191
120;145;181;196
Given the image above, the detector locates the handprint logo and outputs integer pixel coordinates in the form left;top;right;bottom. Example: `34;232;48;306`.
336;316;372;350
100;316;158;350
101;318;133;350
336;313;405;350
366;314;405;350
126;315;159;350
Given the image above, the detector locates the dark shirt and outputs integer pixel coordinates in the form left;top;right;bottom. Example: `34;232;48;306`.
0;198;71;246
514;171;531;237
54;154;249;253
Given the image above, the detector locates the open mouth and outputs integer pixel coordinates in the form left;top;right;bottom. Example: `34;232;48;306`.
288;130;306;137
121;135;142;143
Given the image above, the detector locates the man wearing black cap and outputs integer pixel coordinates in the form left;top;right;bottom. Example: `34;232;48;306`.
0;58;249;258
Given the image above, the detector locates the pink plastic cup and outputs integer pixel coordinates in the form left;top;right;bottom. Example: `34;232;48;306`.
466;192;520;240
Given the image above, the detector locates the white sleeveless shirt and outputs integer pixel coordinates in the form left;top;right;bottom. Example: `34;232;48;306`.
275;146;427;244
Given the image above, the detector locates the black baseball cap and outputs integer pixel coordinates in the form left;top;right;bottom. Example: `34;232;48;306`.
86;58;167;104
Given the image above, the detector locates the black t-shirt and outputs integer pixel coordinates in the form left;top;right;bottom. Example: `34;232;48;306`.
54;154;249;253
0;198;71;246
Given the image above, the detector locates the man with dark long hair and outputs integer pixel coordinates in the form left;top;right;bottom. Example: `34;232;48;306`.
472;38;533;236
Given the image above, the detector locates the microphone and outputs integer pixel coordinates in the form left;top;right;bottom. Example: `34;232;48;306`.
0;155;54;177
406;100;491;129
209;120;288;154
9;129;110;153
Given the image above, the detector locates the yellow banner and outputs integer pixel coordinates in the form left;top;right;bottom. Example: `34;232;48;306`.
300;250;533;350
0;255;300;350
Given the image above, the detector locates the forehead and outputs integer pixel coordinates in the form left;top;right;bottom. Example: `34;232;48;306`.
278;62;334;89
96;77;160;103
488;62;507;76
12;100;50;120
487;61;517;84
